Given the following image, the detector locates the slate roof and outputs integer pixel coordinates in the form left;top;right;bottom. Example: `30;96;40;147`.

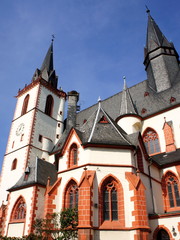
52;101;138;154
151;149;180;168
8;158;57;192
76;76;180;127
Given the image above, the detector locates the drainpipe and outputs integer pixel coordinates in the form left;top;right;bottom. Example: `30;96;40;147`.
148;157;156;214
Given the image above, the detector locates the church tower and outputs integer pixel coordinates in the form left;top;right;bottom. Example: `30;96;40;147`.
0;41;66;204
144;10;179;92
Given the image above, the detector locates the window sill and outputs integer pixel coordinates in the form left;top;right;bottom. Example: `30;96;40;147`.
99;220;124;229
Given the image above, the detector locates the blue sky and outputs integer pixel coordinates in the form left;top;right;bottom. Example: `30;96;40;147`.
0;0;180;169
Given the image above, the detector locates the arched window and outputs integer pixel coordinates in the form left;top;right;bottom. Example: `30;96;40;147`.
68;144;78;168
11;158;17;170
10;197;26;221
143;128;160;155
103;180;118;221
44;95;54;116
99;175;125;227
162;172;180;211
64;180;78;209
156;229;170;240
21;94;29;115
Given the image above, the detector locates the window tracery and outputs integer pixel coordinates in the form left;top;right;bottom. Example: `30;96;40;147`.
143;128;160;155
11;197;26;221
162;172;180;211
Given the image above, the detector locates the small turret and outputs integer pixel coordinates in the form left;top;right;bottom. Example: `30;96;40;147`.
117;77;142;134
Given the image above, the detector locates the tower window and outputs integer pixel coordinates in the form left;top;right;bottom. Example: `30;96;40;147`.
11;159;17;170
143;128;160;155
38;135;43;142
21;94;30;115
45;95;54;116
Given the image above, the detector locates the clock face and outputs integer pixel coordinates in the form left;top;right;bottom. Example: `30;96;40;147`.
16;123;25;136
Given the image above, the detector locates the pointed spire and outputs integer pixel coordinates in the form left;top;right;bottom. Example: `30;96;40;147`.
145;11;172;54
40;40;58;89
40;41;54;73
120;76;137;116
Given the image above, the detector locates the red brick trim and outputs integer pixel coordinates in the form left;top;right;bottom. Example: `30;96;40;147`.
78;170;94;228
44;178;61;216
28;186;39;234
17;77;66;99
163;121;176;152
125;172;149;228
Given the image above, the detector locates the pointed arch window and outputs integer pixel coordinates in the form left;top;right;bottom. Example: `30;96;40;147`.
64;181;78;209
10;197;26;222
21;94;29;115
68;144;78;168
143;128;160;155
45;95;54;116
11;158;17;170
103;180;118;221
99;176;125;227
162;172;180;211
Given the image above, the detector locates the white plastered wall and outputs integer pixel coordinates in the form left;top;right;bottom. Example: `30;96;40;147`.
141;107;180;152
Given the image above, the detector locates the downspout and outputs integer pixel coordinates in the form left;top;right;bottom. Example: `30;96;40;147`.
148;157;156;214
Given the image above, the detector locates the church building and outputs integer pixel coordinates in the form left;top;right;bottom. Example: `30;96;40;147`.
0;11;180;240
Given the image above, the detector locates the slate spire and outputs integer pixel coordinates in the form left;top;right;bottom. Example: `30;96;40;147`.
145;11;172;54
120;76;137;116
144;11;179;92
40;41;54;73
32;40;58;89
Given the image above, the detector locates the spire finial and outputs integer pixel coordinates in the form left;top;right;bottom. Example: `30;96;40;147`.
51;34;55;42
123;76;127;90
145;5;150;14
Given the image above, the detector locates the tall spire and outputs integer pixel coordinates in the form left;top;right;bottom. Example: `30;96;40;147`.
120;76;137;116
40;41;54;73
38;39;58;89
144;11;179;92
145;10;172;54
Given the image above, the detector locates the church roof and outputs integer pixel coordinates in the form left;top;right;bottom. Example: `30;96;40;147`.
8;158;57;192
151;149;180;168
76;74;180;127
52;100;138;154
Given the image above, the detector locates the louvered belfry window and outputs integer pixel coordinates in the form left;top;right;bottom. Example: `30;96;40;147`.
45;95;54;116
